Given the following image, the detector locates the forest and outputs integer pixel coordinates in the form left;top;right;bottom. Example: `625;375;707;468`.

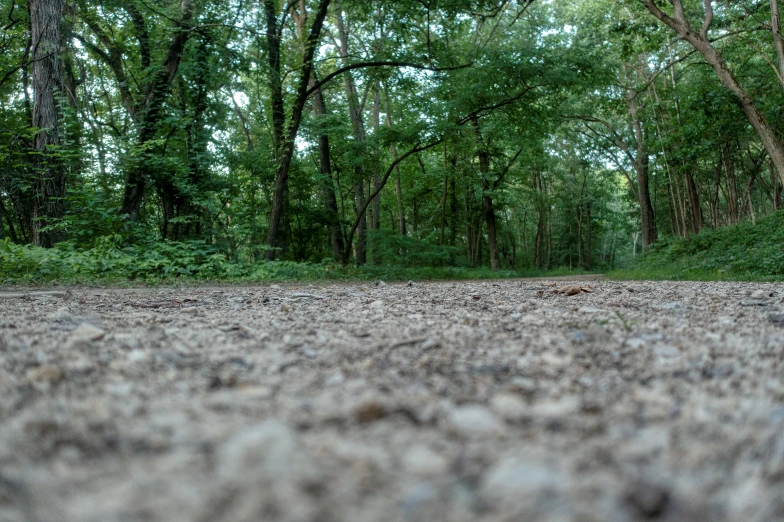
1;0;784;281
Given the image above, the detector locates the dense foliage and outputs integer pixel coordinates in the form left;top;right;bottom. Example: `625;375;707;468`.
1;0;783;281
612;210;784;281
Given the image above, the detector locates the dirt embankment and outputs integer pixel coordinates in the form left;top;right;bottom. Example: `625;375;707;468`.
1;279;783;522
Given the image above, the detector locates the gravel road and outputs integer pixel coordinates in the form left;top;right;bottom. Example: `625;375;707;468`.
1;279;784;522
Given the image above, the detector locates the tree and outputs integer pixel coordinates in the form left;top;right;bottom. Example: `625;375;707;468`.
30;0;68;246
640;0;784;188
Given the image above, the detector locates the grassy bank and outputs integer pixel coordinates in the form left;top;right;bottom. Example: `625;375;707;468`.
609;211;784;281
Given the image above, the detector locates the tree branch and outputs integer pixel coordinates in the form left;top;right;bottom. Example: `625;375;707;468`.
343;138;444;259
305;60;471;98
701;0;713;38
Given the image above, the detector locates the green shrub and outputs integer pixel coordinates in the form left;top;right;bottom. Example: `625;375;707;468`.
610;211;784;281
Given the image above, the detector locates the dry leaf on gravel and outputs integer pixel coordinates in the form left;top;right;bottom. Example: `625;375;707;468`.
556;285;593;296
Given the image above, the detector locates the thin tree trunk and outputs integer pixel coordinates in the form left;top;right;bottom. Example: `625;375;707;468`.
627;87;657;248
725;150;739;224
772;159;783;209
771;0;784;89
439;141;449;246
336;6;367;264
310;77;345;259
450;173;457;247
371;84;381;232
585;201;592;270
382;85;406;235
471;118;499;270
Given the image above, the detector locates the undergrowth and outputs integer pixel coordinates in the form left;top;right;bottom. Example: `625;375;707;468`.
0;235;590;285
609;211;784;281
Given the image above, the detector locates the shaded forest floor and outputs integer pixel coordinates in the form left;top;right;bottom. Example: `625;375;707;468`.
1;279;784;521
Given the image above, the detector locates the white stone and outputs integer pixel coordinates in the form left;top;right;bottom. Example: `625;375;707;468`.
69;322;105;343
447;405;502;437
218;420;297;479
490;393;527;422
402;445;449;476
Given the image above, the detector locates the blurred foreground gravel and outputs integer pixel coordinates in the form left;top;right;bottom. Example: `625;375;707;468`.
1;278;784;522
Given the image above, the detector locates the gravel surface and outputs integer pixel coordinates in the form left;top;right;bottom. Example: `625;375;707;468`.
1;279;784;522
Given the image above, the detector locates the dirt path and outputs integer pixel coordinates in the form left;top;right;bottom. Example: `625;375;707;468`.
1;279;783;521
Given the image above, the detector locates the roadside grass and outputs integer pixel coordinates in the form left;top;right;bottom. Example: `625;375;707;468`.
609;211;784;282
0;236;595;286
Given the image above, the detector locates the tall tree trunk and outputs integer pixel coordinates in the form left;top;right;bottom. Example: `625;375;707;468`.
472;118;499;270
585;201;592;270
30;0;67;247
450;172;457;247
265;0;331;259
264;0;285;153
534;171;546;270
439;141;448;246
336;6;367;264
627;88;657;248
382;87;406;235
685;171;702;234
371;84;382;232
771;0;784;89
310;77;345;259
644;0;784;188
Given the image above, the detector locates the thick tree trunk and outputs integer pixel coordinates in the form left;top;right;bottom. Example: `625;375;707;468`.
264;0;285;153
685;171;702;234
265;0;331;259
30;0;67;247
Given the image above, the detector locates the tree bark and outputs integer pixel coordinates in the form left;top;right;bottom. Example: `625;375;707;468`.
771;0;784;89
472;118;500;270
724;150;739;224
30;0;67;247
335;6;367;264
371;85;382;232
264;0;285;153
310;77;345;259
382;87;406;235
439;141;449;246
772;159;783;210
627;87;657;248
